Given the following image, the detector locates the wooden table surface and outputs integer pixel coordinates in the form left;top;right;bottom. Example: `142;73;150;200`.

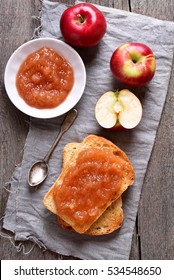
0;0;174;260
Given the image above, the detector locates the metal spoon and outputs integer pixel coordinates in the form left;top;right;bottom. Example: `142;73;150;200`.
28;108;78;187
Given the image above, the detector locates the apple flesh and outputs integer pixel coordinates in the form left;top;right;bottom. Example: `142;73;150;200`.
60;3;107;48
95;89;142;129
110;42;156;87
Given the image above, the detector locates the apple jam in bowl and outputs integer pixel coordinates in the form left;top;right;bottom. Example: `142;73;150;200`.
4;38;86;118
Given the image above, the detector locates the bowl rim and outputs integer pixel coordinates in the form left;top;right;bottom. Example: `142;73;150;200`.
4;38;86;119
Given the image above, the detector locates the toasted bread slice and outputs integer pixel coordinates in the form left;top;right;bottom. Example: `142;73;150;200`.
43;135;135;234
58;141;124;235
44;141;124;235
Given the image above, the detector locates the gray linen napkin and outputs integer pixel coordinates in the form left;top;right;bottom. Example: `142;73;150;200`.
3;0;174;259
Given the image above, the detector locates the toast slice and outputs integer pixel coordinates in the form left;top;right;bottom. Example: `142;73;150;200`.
44;140;124;235
43;135;135;234
58;141;124;235
44;141;124;235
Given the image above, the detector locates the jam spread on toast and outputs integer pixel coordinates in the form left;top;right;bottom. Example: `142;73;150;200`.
53;148;125;230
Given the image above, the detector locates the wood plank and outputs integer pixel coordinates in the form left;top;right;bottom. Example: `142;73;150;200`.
137;62;174;260
84;0;130;10
56;0;130;9
130;0;174;21
131;0;174;260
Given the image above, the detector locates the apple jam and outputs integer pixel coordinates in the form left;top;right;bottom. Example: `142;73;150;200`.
53;148;125;229
16;47;74;109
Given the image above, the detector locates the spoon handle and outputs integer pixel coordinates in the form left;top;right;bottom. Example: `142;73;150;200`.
43;108;78;164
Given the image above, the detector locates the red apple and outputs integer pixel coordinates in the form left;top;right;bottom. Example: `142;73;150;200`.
110;42;156;87
95;89;142;130
60;3;107;48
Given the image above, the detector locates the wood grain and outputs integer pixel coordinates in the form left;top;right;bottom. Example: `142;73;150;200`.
137;59;174;259
130;0;174;21
0;0;174;260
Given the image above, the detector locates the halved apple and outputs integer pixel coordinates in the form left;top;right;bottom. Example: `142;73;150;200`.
95;89;142;129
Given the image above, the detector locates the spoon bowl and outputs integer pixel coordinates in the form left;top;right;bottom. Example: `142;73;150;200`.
28;161;48;187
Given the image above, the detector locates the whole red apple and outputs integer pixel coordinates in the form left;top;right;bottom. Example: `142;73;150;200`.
60;3;107;48
110;42;156;87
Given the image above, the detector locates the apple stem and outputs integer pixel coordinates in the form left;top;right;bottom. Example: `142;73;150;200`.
77;14;85;24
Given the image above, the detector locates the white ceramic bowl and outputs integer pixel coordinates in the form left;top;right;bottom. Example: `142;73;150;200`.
4;38;86;118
